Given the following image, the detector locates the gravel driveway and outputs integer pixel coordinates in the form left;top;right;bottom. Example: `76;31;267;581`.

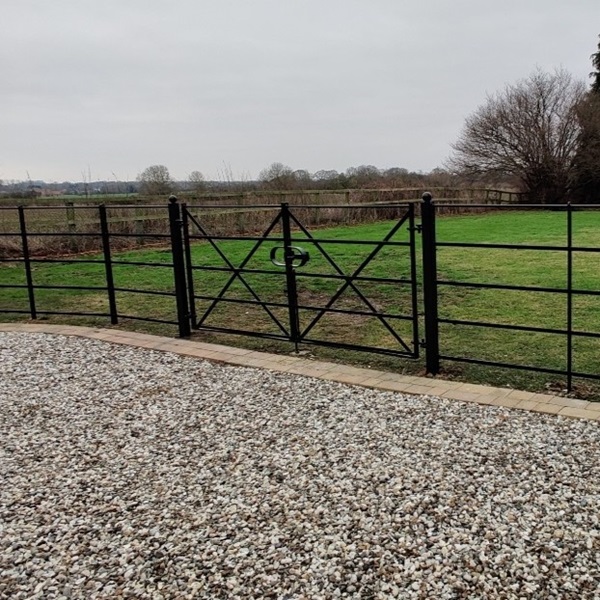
1;332;600;599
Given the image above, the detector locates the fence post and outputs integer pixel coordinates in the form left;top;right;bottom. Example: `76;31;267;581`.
18;206;36;320
421;192;440;375
98;204;118;325
168;196;191;338
566;202;573;392
65;200;78;252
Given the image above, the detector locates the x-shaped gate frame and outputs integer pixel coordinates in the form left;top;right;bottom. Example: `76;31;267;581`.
287;208;415;355
185;208;291;337
183;204;418;357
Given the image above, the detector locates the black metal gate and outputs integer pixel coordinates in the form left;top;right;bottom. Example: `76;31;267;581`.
177;200;420;358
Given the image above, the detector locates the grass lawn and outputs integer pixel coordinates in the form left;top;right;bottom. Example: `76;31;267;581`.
3;207;600;398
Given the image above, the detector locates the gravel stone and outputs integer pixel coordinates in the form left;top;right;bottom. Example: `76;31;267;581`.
1;332;600;599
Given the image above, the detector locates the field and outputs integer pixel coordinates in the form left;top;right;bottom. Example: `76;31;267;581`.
3;208;600;397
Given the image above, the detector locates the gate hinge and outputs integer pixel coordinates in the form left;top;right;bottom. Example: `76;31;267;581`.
419;338;427;348
408;224;423;234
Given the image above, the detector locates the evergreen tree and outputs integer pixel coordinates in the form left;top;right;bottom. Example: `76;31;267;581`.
573;35;600;202
591;34;600;94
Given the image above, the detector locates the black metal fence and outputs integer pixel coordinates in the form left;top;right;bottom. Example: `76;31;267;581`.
0;203;181;328
2;194;600;392
423;195;600;391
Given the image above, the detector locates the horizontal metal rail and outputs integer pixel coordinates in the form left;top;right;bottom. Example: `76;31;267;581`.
438;354;570;376
191;264;414;285
438;242;600;253
114;287;176;297
299;337;416;357
186;233;411;246
97;233;172;239
439;354;600;383
0;283;107;291
31;258;106;265
0;284;176;299
23;310;111;318
0;204;167;211
115;314;179;325
438;279;600;297
111;260;174;268
0;257;174;268
192;293;414;321
434;203;570;209
439;317;600;339
193;325;414;356
184;202;414;210
0;231;101;237
439;318;567;336
438;241;568;251
437;280;566;294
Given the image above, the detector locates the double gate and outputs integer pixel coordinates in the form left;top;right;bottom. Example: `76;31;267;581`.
168;198;421;359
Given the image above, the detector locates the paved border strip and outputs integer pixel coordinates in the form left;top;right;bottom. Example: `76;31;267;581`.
2;323;599;421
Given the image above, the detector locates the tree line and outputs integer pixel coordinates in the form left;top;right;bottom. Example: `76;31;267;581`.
135;163;461;197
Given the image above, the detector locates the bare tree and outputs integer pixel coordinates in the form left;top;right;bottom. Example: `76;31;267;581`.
258;162;297;189
448;69;586;203
345;165;381;188
188;170;206;193
137;165;174;196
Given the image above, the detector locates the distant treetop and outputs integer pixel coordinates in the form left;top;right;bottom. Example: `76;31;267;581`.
137;165;174;196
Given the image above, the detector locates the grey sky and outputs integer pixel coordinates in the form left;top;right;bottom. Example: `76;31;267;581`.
1;0;598;182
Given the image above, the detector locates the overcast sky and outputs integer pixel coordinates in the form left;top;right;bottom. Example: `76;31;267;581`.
1;0;598;183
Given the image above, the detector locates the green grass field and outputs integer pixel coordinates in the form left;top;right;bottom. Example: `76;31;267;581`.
3;208;600;397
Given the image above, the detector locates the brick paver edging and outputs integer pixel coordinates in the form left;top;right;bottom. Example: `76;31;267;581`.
2;323;599;421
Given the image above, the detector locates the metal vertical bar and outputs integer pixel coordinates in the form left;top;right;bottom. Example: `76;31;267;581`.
168;196;191;338
181;203;197;329
421;192;440;375
567;202;573;392
408;203;420;358
281;203;300;351
99;204;118;325
18;206;36;319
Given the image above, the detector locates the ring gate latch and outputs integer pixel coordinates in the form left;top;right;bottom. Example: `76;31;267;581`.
269;246;310;268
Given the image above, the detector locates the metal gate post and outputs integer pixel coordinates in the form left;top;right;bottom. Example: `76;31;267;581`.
168;196;191;338
280;203;301;351
98;204;118;325
18;206;36;320
566;202;573;392
181;203;197;329
421;192;440;375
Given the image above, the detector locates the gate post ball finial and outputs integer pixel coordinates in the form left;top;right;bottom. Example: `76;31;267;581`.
169;195;179;203
422;192;433;203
